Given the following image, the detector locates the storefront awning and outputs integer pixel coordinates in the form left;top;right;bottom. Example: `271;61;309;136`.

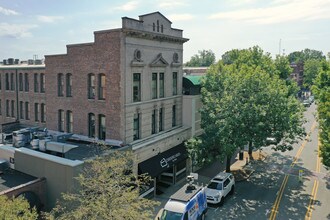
138;143;187;178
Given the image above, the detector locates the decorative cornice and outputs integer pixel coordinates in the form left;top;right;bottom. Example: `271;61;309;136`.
123;29;189;44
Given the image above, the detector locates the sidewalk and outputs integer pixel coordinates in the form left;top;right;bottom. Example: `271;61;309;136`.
152;150;267;218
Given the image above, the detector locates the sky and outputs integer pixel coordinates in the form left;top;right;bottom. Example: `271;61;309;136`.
1;0;330;63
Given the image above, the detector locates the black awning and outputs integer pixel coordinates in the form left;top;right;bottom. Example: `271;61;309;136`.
138;143;187;178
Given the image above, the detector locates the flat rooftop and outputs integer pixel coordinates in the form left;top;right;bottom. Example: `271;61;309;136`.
0;169;37;192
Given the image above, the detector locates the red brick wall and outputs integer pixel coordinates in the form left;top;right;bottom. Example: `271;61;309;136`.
45;30;123;140
0;68;46;126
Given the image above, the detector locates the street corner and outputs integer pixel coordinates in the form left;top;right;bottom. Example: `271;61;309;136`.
231;168;254;182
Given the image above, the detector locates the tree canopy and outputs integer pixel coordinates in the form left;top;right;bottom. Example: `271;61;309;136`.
185;49;216;67
312;60;330;167
0;195;38;220
188;46;305;172
288;49;326;63
46;151;159;220
303;59;323;89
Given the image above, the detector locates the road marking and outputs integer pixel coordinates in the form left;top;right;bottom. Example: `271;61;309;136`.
269;121;317;220
305;138;321;220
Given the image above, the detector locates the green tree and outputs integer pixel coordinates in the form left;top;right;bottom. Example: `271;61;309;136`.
312;62;330;167
288;49;326;63
185;137;203;172
274;55;292;80
303;59;322;89
185;49;216;67
195;46;305;172
46;151;159;220
0;195;38;220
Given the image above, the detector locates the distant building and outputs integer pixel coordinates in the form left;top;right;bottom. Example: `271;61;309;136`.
183;66;208;76
290;62;304;88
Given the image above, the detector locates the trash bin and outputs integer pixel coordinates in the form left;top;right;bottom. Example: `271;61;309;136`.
239;151;244;160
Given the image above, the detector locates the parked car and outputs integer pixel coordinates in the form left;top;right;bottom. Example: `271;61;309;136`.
303;99;311;107
205;172;235;205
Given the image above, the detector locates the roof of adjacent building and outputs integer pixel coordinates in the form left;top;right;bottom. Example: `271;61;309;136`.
183;75;203;86
0;64;45;70
0;169;37;192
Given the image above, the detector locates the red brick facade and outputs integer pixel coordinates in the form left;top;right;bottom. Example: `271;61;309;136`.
45;30;124;140
0;67;46;126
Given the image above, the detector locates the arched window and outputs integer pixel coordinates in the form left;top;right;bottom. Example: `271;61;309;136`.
41;103;46;122
25;102;30;120
5;73;9;90
66;110;73;133
66;73;72;97
24;73;29;92
11;100;15;117
34;73;39;92
88;73;95;99
88;113;95;138
40;73;45;93
57;73;64;96
98;114;106;140
153;23;155;31
10;73;14;91
19;73;23;91
98;73;105;100
58;109;64;132
34;103;39;122
19;101;23;119
6;100;9;117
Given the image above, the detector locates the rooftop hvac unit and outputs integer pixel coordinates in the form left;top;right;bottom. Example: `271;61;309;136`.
14;59;19;64
3;60;7;65
8;58;14;65
45;141;78;154
51;133;73;142
34;59;42;65
28;59;34;65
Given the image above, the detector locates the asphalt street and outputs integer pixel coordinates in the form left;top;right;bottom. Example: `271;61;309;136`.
206;102;330;220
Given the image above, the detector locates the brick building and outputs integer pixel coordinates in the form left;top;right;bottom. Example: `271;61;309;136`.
1;12;191;196
0;63;46;126
290;62;304;87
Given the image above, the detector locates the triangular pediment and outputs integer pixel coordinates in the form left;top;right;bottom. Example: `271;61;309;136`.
150;53;169;67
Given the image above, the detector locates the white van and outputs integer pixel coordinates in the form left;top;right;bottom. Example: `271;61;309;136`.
158;178;207;220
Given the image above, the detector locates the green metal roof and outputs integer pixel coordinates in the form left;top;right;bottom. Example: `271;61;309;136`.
183;75;202;86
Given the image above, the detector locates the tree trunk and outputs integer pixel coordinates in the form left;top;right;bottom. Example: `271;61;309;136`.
248;141;253;160
226;154;231;173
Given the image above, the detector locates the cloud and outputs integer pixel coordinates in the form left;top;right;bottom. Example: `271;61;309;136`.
0;22;38;38
0;6;19;15
168;14;194;22
227;0;260;7
114;1;139;11
209;0;330;24
37;15;64;23
158;0;187;9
